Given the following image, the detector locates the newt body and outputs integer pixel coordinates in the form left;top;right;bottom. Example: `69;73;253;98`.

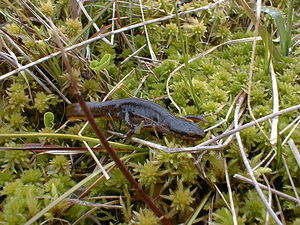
66;98;206;141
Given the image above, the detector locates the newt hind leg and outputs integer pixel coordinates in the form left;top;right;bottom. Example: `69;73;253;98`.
122;122;146;143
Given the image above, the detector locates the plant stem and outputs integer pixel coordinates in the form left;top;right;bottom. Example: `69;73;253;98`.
235;0;281;60
51;22;172;225
0;132;143;151
173;0;200;111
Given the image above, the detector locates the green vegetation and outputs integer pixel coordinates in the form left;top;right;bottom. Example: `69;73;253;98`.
0;0;299;224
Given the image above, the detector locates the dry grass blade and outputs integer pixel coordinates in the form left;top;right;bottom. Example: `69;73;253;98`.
138;0;156;60
103;69;135;101
262;174;273;224
282;156;300;204
199;104;300;146
224;158;238;225
288;139;300;168
109;130;231;153
234;174;299;203
281;118;300;146
234;91;283;225
1;0;228;80
121;44;146;65
246;0;270;141
269;61;279;145
78;122;110;179
0;31;52;93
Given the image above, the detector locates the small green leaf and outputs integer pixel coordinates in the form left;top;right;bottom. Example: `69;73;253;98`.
254;167;272;175
51;183;58;198
44;112;55;129
260;6;292;56
90;53;111;71
90;60;101;70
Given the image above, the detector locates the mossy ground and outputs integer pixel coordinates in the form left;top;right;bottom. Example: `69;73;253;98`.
0;0;299;224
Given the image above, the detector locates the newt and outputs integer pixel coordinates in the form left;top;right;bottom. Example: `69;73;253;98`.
66;98;206;141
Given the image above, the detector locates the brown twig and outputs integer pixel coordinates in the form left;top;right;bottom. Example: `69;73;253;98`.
50;22;172;225
0;146;129;152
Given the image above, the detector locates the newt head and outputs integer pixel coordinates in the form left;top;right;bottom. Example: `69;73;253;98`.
66;103;87;120
166;117;206;141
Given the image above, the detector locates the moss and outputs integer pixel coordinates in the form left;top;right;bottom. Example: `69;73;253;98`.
0;0;299;223
162;181;196;213
21;168;44;184
1;150;32;172
213;208;247;225
34;92;59;113
46;155;71;176
131;209;161;225
132;160;164;187
62;18;82;38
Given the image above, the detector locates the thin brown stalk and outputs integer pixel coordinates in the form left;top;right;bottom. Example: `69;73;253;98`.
282;156;300;204
50;22;172;225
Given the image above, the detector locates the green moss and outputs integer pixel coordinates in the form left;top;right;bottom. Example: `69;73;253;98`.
21;168;44;184
46;155;71;176
213;208;246;225
132;160;164;187
162;181;196;213
62;18;82;38
1;150;32;172
0;0;299;223
6;83;30;112
34;92;58;113
132;209;161;225
240;190;277;224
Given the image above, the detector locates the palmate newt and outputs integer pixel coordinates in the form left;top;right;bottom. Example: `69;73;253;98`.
66;98;206;141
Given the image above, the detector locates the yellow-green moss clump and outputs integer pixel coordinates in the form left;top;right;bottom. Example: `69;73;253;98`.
0;0;299;224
